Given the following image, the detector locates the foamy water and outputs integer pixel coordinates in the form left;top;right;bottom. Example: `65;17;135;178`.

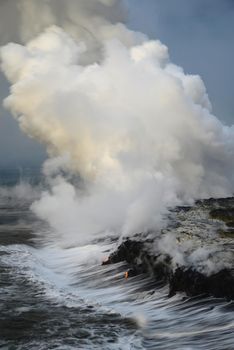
0;186;233;350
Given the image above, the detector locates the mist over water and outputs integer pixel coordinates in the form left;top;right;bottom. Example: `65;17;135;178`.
1;3;234;349
0;0;234;250
0;175;234;349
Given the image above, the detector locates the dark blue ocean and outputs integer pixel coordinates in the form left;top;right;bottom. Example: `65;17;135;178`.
0;168;233;350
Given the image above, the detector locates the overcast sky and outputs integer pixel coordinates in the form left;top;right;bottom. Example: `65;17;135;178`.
0;0;233;168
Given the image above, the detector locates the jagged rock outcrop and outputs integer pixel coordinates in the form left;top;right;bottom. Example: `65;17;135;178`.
103;238;234;300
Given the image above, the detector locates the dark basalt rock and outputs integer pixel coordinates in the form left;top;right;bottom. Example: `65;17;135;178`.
103;198;234;299
208;269;234;299
210;208;234;223
197;197;234;207
105;239;145;265
168;268;207;297
102;238;171;282
169;268;234;300
103;239;234;300
209;203;234;237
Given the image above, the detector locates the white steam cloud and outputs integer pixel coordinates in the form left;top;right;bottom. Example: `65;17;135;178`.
1;0;234;244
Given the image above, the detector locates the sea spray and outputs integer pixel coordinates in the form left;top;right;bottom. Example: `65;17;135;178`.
1;0;234;245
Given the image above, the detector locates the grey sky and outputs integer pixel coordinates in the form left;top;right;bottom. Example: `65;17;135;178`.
0;0;233;167
0;73;46;168
128;0;234;124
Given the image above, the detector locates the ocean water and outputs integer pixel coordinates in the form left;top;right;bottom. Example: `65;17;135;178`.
0;169;234;350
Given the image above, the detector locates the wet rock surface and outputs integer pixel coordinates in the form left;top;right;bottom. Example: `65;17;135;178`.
103;238;234;300
169;267;234;299
208;197;234;238
103;197;234;300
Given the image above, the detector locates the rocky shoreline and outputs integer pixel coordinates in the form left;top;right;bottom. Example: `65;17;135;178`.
103;198;234;300
103;238;234;300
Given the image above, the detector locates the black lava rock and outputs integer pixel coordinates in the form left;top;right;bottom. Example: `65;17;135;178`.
103;239;234;300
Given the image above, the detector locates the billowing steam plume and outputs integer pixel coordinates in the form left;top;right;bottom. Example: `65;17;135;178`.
1;0;234;243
